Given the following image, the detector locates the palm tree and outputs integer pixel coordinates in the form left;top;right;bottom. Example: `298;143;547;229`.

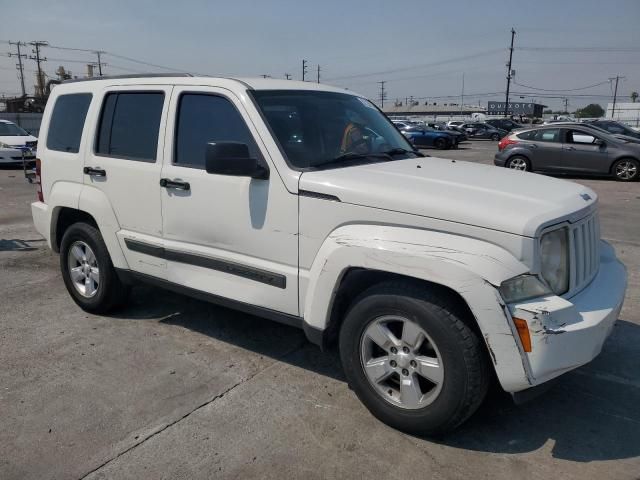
632;91;639;103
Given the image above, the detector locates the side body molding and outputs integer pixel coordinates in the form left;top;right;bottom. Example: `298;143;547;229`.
302;225;533;392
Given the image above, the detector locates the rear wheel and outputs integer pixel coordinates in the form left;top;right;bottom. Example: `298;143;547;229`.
339;281;490;435
612;158;639;181
506;155;530;171
60;222;129;313
434;138;448;150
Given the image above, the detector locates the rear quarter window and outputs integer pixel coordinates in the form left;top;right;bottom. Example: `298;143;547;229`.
46;93;92;153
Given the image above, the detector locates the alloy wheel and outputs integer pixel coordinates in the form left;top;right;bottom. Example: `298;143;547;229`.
360;315;444;409
615;160;638;180
508;157;528;170
67;241;100;298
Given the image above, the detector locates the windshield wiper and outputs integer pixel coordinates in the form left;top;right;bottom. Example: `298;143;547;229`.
383;147;424;157
314;152;393;170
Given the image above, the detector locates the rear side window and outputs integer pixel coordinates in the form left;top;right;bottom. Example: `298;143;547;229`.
46;93;92;153
174;93;260;168
516;130;536;140
96;92;164;162
535;128;560;142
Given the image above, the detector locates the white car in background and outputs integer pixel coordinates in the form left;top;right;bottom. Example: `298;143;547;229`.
0;119;38;152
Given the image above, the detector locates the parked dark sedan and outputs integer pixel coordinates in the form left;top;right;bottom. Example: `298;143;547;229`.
460;122;508;140
402;126;456;149
494;125;640;181
586;120;640;140
485;118;523;132
425;122;468;142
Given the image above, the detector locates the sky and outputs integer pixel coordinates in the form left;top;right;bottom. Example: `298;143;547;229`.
1;0;639;111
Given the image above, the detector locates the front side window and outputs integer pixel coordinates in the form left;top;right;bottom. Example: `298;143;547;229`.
174;93;261;168
251;90;415;169
46;93;92;153
566;130;597;145
96;92;164;161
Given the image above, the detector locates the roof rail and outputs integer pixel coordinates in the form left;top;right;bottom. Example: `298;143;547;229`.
62;73;193;84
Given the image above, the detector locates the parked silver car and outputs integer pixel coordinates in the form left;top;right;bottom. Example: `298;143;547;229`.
494;125;640;181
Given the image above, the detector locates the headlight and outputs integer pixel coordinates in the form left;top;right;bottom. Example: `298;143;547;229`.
499;274;551;303
540;227;569;295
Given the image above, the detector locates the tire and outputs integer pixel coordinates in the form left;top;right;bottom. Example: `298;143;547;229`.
491;133;500;141
506;155;530;171
339;281;490;436
60;222;129;314
612;158;639;182
434;138;448;150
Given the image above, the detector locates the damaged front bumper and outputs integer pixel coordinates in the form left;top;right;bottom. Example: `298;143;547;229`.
508;241;626;390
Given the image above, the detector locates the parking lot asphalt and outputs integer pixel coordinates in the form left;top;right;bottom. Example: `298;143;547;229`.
1;140;639;479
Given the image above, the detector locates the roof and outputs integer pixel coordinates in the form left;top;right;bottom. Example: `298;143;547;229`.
59;74;355;95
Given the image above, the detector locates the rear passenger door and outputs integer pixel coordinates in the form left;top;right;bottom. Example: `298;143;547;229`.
83;85;172;280
527;128;563;171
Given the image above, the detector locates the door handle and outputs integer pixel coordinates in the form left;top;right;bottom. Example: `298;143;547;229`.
160;178;190;191
83;166;106;177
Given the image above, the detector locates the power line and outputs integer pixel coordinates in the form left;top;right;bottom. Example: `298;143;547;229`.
512;79;610;92
325;48;504;82
517;46;637;53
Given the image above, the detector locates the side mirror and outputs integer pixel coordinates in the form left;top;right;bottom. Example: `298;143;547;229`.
205;142;269;179
594;138;605;146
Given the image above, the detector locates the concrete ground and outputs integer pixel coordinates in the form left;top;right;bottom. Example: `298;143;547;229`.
1;142;639;479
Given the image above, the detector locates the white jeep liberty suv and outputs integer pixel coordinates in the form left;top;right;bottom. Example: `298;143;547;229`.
31;75;627;434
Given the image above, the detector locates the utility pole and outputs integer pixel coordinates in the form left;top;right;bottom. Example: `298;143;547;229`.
609;75;625;119
94;50;105;76
285;73;292;80
302;59;308;81
377;81;387;108
317;64;321;83
563;98;569;114
460;72;465;113
504;28;516;118
29;41;48;99
8;41;27;97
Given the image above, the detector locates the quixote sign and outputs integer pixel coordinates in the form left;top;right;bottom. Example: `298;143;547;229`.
488;101;536;115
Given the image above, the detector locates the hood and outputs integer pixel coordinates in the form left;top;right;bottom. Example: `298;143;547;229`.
0;134;38;147
299;157;597;237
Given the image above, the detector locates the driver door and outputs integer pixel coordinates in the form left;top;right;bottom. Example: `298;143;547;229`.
159;86;299;315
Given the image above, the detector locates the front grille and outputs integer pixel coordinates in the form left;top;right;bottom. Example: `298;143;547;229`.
569;213;600;294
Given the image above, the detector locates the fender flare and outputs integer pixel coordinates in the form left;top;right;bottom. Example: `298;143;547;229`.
302;224;533;392
77;185;129;269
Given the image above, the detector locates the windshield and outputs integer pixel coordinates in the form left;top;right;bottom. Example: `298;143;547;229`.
251;90;415;169
0;122;29;136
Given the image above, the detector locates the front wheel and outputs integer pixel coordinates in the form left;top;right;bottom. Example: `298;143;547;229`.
612;158;639;181
339;281;490;435
60;222;130;313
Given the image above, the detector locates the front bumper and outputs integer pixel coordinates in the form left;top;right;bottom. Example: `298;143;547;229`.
508;241;626;390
